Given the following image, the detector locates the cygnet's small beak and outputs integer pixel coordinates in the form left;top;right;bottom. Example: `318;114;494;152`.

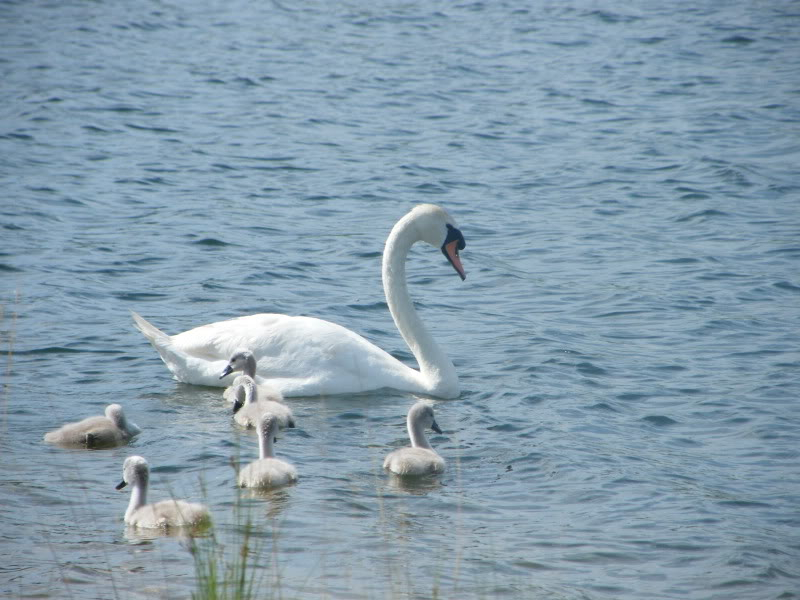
115;480;128;490
431;419;443;435
219;364;234;379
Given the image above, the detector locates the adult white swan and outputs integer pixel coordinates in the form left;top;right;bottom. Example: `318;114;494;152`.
132;203;466;398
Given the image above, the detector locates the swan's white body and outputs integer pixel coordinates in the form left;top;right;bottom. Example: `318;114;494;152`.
117;456;210;529
132;204;466;398
383;401;445;476
232;375;295;430
238;413;298;488
44;404;140;449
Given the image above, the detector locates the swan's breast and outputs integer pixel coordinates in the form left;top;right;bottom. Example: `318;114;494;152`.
238;458;298;488
234;399;294;429
383;447;445;476
128;499;210;528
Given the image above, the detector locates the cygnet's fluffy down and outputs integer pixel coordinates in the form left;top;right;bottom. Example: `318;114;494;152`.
238;413;298;489
116;456;210;529
383;401;445;476
44;404;140;449
232;375;295;430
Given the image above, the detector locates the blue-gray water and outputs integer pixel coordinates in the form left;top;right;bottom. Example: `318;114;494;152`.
2;1;799;599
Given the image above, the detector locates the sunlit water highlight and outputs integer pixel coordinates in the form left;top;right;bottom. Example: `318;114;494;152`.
1;1;798;599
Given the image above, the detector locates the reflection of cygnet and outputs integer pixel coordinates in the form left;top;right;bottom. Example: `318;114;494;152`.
232;375;295;430
238;414;298;489
220;349;284;403
44;404;140;448
383;401;445;476
116;456;211;529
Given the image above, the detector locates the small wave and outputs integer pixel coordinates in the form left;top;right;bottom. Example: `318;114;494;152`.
774;281;800;293
15;346;120;355
125;123;181;134
576;362;607;376
675;209;730;223
656;257;701;264
721;35;755;45
642;415;678;426
191;237;230;247
112;291;169;301
588;402;618;412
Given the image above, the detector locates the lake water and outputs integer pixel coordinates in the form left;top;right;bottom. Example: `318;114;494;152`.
1;1;799;598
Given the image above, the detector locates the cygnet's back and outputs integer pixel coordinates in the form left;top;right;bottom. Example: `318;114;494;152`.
238;413;298;488
44;404;141;449
383;401;445;476
232;376;295;429
116;456;210;529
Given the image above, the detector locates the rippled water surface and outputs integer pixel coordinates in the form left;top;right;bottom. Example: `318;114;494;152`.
2;1;799;599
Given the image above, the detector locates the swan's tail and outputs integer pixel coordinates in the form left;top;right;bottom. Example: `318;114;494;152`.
131;311;170;346
131;311;191;382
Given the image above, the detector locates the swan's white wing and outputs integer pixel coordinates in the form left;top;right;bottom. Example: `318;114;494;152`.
136;312;424;396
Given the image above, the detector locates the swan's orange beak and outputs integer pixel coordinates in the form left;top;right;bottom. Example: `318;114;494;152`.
443;240;466;281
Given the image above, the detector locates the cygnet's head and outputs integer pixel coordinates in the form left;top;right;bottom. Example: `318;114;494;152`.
409;401;443;434
408;204;466;280
220;349;255;379
116;455;149;490
105;404;126;427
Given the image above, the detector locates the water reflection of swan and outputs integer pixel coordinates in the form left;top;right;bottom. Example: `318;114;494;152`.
240;486;294;519
386;473;444;495
132;204;466;398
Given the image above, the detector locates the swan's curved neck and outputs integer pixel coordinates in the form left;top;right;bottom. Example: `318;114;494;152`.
126;481;147;520
242;378;257;405
408;414;432;450
243;355;257;379
258;427;275;459
382;214;457;395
